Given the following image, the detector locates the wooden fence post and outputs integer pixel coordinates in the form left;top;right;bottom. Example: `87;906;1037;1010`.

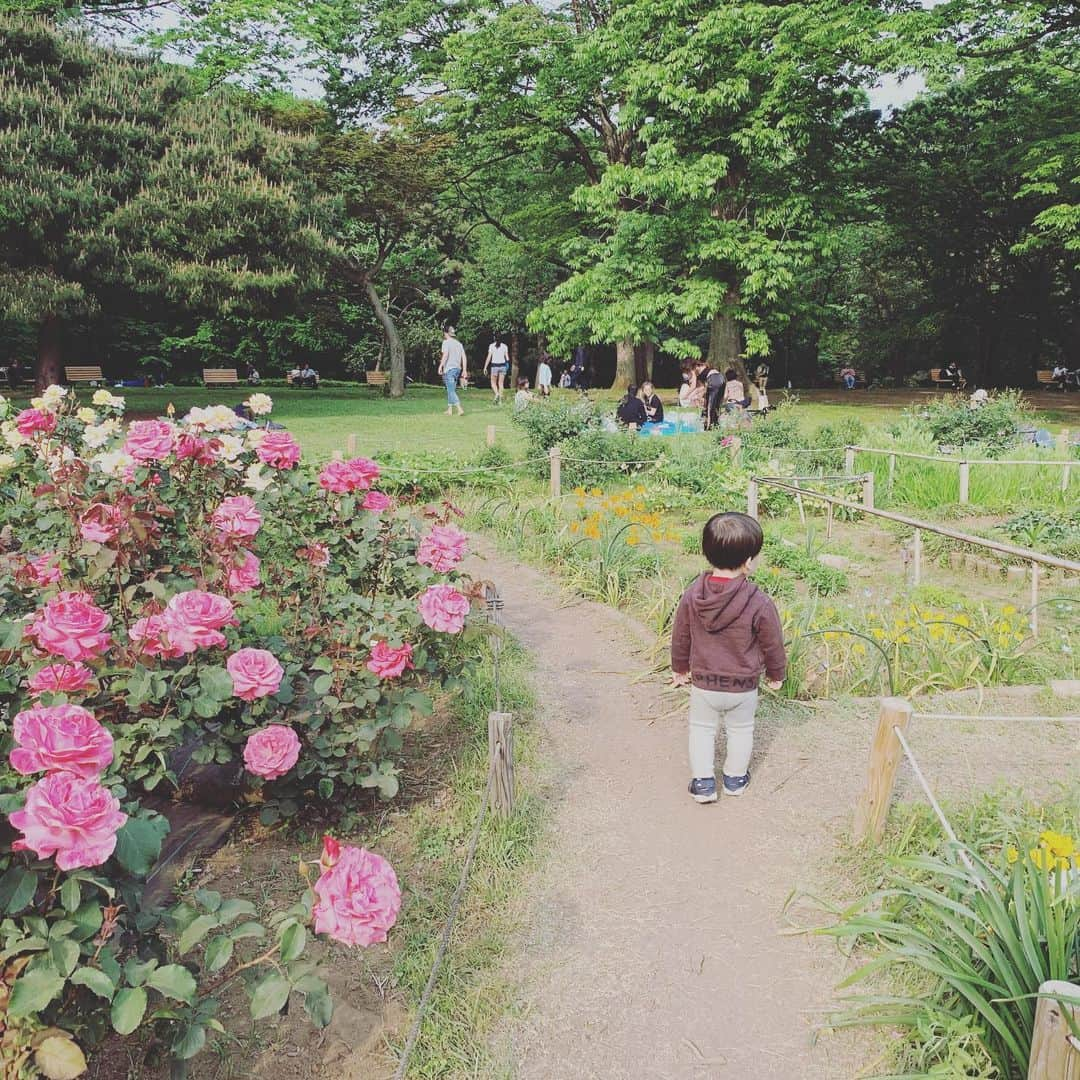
958;461;970;505
487;711;515;819
826;501;835;540
853;697;913;843
1063;462;1072;494
730;435;742;469
486;424;496;447
1057;428;1070;454
862;472;875;510
888;452;897;494
549;446;561;500
346;433;358;456
845;446;856;476
912;529;923;585
747;479;759;520
1031;561;1040;639
1027;981;1080;1080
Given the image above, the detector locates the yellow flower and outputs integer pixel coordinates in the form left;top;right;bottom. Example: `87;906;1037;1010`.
626;534;639;547
955;614;971;628
590;487;602;497
871;628;886;640
573;487;586;497
1006;846;1020;864
1039;830;1076;859
1002;604;1017;616
852;643;867;656
823;631;839;642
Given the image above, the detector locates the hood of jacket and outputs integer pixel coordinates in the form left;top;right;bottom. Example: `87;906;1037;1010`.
689;572;760;632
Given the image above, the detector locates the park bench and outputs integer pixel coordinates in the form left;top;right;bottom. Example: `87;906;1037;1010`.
64;365;105;386
837;369;866;389
930;367;967;390
203;368;239;387
364;370;388;387
1035;369;1073;392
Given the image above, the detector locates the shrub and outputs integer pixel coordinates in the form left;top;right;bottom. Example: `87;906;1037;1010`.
558;429;664;488
512;397;601;453
738;401;808;461
920;390;1035;456
0;388;475;1073
811;417;866;471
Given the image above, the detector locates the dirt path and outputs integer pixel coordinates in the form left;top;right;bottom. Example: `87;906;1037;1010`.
469;540;1078;1080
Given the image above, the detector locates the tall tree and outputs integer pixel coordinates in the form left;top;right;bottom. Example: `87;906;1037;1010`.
0;15;334;388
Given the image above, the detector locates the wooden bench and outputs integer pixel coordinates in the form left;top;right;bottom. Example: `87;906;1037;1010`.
203;368;239;387
837;369;866;389
364;370;388;386
65;365;105;385
930;367;967;390
1036;369;1071;391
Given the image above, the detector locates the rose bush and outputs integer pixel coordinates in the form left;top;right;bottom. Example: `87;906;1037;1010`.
0;389;477;1075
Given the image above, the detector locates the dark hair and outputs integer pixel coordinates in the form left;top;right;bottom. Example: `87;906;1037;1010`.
701;512;764;570
625;383;638;399
725;368;738;381
517;376;529;388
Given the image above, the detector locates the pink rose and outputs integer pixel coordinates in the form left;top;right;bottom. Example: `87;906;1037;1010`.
256;430;301;470
226;549;261;594
28;592;112;661
417;584;470;634
10;704;113;779
78;503;126;544
417;525;469;573
123;419;174;462
227;647;284;701
9;772;127;871
211;495;261;539
28;662;95;697
320;834;341;872
174;432;215;464
302;542;330;568
16;408;57;437
367;641;414;679
242;725;300;779
161;590;236;653
129;614;186;660
318;457;380;494
362;490;392;513
25;554;62;586
313;845;401;947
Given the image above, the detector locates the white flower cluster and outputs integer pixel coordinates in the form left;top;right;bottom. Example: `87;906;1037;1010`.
91;389;126;410
83;419;122;449
245;393;273;416
31;384;67;412
183;404;242;431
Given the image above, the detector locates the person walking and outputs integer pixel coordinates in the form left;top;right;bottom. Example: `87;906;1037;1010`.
536;353;553;397
439;326;467;416
483;334;510;404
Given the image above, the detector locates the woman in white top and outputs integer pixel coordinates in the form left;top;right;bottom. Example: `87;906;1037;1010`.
536;355;553;397
483;334;510;404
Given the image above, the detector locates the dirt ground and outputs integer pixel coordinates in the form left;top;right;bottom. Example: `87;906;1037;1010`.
470;538;1078;1080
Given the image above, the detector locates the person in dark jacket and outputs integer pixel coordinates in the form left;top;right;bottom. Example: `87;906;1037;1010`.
693;358;726;429
671;512;786;802
641;380;664;424
616;384;648;427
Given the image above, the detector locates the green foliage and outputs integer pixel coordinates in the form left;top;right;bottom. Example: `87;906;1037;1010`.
761;536;848;596
738;403;809;460
558;429;664;489
921;391;1035;456
512;398;601;454
998;508;1080;560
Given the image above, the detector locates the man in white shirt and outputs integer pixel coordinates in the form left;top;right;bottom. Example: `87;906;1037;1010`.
438;327;468;415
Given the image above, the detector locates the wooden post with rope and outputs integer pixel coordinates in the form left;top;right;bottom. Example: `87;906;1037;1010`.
346;433;358;455
845;446;856;476
487;712;515;819
747;479;759;520
486;424;496;447
549;446;561;499
1027;981;1080;1079
958;461;970;505
853;697;913;843
862;472;875;511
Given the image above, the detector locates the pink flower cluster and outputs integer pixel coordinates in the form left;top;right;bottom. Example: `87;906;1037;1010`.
226;549;261;593
418;584;469;634
175;432;215;465
131;591;236;658
242;725;299;779
24;554;62;587
318;457;380;494
28;662;94;697
313;837;401;947
367;641;414;679
79;503;126;544
362;490;391;513
28;592;112;661
256;431;302;470
10;704;113;779
227;647;284;701
16;408;57;437
417;525;468;573
212;495;261;539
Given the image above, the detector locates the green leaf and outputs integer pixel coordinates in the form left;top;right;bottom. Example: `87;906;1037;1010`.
217;898;256;924
198;666;235;701
124;958;158;987
204;935;233;973
0;866;38;914
113;814;169;876
171;1024;207;1060
9;968;65;1017
249;972;290;1020
310;655;334;673
147;964;197;1003
194;889;221;913
0;619;25;648
279;923;306;963
177;914;218;955
71;965;115;1000
303;990;333;1028
49;937;80;978
192;695;222;719
230;921;266;941
317;777;334;799
312;673;334;695
60;877;81;914
69;900;104;942
111;986;148;1035
33;1034;87;1080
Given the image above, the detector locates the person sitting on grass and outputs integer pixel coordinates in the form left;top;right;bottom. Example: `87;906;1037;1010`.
616;384;648;427
671;512;786;803
722;369;747;412
641;380;664;424
513;376;535;413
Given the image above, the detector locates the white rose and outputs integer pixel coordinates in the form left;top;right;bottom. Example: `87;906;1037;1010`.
206;404;240;431
243;461;273;492
214;433;244;461
2;421;29;449
245;428;266;449
76;407;97;424
246;393;273;416
0;452;15;472
94;449;135;476
91;389;125;409
82;420;119;449
41;384;67;409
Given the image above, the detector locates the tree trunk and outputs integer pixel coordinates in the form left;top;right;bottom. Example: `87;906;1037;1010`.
708;299;748;387
36;314;63;392
510;332;520;388
612;337;635;390
634;341;655;384
362;280;404;397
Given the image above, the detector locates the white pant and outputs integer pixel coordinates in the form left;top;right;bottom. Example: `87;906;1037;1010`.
688;686;758;779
